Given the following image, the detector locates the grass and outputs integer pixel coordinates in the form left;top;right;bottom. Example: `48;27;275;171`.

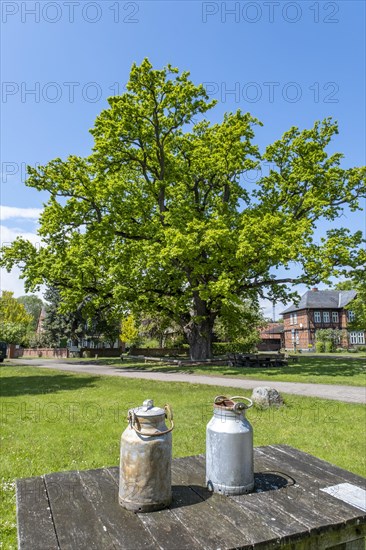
60;354;366;387
1;365;365;548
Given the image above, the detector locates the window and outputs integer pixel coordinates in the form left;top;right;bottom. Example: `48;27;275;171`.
349;332;365;345
332;311;339;323
290;313;297;325
314;311;321;323
291;329;299;343
323;311;330;323
347;310;356;322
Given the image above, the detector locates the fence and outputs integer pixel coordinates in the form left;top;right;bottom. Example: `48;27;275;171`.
129;347;188;357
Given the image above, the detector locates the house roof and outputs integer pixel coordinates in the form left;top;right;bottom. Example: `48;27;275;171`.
281;290;357;314
259;322;284;337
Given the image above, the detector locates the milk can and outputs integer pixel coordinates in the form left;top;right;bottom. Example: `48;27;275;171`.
119;399;174;512
206;395;254;495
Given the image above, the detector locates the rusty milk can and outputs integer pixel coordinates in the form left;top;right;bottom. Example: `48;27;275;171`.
119;399;174;512
206;395;254;495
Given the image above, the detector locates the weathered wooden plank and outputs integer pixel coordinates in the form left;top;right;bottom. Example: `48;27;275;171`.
280;524;366;550
186;454;313;539
78;468;159;549
192;451;365;546
16;449;365;550
258;446;366;519
202;452;344;544
44;470;116;549
107;467;202;549
321;483;366;512
253;445;366;542
271;445;366;488
172;456;283;548
169;459;258;549
16;476;59;550
111;460;234;550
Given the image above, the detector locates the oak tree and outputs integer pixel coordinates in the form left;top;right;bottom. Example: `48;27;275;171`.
1;60;365;359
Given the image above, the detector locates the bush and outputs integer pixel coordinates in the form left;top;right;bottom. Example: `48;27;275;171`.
335;347;346;353
212;341;256;355
324;341;334;353
357;346;366;352
140;338;159;348
315;341;325;353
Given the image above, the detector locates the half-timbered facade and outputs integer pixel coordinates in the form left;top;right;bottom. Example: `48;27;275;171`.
281;288;365;351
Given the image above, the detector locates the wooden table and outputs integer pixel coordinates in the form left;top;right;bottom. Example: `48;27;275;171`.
16;445;366;549
228;353;288;368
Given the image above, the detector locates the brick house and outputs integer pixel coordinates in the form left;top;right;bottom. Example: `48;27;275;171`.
281;288;365;351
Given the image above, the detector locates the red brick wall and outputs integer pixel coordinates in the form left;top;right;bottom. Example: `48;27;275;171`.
12;347;68;358
283;308;365;350
283;310;314;350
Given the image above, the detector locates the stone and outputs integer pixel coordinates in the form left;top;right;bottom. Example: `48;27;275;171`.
251;386;284;409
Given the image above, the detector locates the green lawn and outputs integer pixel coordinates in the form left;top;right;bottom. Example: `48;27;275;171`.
1;365;365;548
64;354;366;387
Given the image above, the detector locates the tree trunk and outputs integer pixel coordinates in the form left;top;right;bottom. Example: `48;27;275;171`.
183;294;215;360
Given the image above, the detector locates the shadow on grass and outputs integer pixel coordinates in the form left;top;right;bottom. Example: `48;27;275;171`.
109;357;366;379
0;374;98;397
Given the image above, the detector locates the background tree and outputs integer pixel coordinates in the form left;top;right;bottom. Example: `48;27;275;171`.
315;328;345;352
138;313;183;348
17;294;43;331
1;60;365;359
214;301;264;352
42;287;86;347
85;308;121;348
42;287;122;348
0;291;33;344
120;314;141;348
336;277;366;331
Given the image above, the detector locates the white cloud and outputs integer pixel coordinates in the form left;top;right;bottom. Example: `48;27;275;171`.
0;224;44;297
0;205;42;221
0;266;45;299
260;298;285;321
0;224;41;247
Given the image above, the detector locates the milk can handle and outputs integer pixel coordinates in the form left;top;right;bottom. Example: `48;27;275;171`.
214;395;253;409
128;404;174;437
230;396;253;409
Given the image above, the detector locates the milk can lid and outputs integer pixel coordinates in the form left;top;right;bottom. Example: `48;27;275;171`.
213;395;253;412
130;399;165;417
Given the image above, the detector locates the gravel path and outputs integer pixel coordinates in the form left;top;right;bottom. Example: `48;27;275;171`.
7;358;366;404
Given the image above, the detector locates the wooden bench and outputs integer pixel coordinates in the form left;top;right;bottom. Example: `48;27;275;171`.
228;353;288;368
16;445;365;549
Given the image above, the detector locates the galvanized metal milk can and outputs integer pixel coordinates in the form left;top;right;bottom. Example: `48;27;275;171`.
119;399;174;512
206;395;254;495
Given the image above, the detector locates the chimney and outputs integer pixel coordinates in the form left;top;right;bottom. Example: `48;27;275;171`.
311;287;319;292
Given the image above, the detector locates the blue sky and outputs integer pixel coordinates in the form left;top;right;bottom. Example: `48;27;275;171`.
1;0;365;315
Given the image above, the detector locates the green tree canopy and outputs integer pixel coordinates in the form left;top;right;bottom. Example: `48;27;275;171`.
17;294;43;331
336;278;366;330
1;60;365;359
0;291;33;344
42;286;122;348
120;314;141;347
